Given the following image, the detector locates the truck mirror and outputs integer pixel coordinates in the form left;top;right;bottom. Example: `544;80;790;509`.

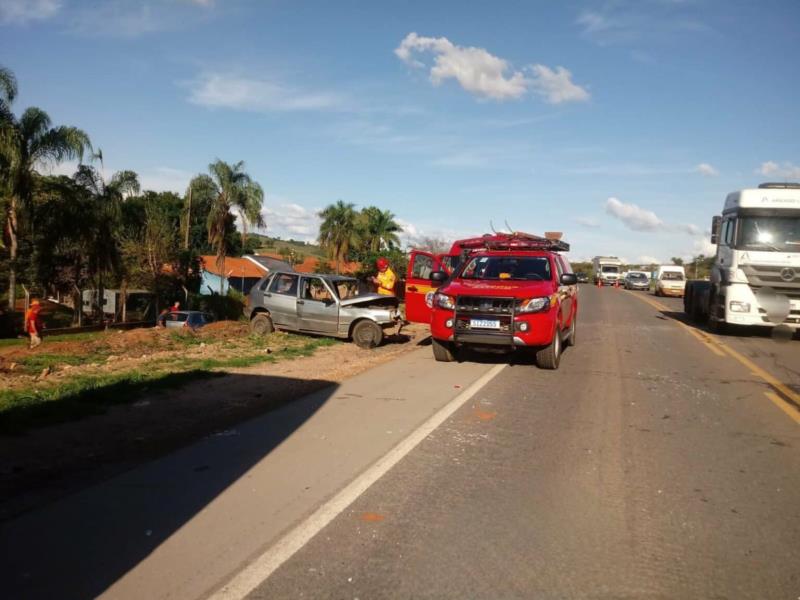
560;273;578;286
430;271;447;283
710;215;721;244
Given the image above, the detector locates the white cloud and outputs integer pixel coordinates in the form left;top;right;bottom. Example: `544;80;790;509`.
605;197;665;231
528;64;590;104
187;73;345;112
694;162;718;177
395;33;528;100
758;161;800;180
262;201;321;242
395;32;588;104
0;0;60;23
574;216;600;228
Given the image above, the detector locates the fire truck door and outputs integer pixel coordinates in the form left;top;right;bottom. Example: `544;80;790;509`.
405;250;437;323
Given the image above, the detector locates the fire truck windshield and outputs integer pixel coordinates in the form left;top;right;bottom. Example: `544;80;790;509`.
460;256;552;281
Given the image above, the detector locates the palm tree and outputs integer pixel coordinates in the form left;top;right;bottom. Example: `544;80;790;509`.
1;68;92;310
234;182;265;251
196;160;263;294
358;206;402;253
0;66;18;252
72;165;139;315
318;200;358;275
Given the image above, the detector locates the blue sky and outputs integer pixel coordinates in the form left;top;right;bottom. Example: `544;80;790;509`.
2;0;799;263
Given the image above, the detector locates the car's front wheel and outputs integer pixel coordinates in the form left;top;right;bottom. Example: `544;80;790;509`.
431;338;457;362
535;327;561;369
352;320;384;349
250;313;275;336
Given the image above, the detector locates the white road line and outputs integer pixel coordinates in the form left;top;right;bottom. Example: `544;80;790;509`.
208;363;507;600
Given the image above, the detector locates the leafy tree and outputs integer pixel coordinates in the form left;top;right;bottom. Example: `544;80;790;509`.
0;66;92;310
357;206;401;253
318;200;358;275
670;257;684;266
414;236;450;254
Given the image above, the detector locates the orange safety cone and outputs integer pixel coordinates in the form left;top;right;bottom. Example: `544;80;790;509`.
596;278;601;288
614;279;620;289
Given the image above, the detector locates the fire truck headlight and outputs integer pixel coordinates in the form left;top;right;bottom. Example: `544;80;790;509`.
435;293;455;310
517;297;549;313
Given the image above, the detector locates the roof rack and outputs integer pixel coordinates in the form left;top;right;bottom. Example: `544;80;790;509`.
457;231;570;253
758;182;800;189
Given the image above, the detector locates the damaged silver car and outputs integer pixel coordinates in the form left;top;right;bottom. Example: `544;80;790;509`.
247;271;402;348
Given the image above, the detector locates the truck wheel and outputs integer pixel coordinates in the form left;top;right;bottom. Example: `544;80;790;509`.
352;320;384;349
564;319;576;347
432;338;456;362
707;293;727;334
250;313;274;335
536;328;561;370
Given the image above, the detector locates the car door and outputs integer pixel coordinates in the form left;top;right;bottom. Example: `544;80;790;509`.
555;255;575;327
266;273;300;329
297;276;339;334
405;250;437;323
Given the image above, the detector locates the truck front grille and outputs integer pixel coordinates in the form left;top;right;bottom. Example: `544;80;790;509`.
455;296;515;314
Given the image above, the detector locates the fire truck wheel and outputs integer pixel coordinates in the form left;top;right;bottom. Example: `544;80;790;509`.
432;338;456;362
535;329;561;370
250;313;274;336
564;319;576;347
352;320;384;349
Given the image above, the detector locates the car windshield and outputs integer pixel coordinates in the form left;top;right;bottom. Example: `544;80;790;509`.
629;273;648;280
737;216;800;252
601;265;619;273
661;271;684;281
333;280;360;300
459;256;551;281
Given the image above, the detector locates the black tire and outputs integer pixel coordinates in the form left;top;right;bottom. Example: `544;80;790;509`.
536;327;562;370
352;320;384;349
432;337;456;362
250;313;274;335
564;318;576;347
707;292;727;334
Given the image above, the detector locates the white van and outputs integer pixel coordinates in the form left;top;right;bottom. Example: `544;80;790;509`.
654;265;686;297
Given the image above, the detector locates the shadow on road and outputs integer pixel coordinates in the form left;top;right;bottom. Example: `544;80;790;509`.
0;373;338;600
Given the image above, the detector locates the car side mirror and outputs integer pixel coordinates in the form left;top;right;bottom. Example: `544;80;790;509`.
430;271;448;284
711;215;721;244
560;273;578;286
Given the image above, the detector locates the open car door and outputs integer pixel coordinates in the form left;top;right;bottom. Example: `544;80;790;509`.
405;250;438;323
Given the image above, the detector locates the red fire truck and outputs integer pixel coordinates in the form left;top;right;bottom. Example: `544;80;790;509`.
405;232;578;369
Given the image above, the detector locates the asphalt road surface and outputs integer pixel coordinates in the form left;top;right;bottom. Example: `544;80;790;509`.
3;284;799;599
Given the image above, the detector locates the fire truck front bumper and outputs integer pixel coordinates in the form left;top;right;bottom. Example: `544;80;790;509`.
431;309;556;347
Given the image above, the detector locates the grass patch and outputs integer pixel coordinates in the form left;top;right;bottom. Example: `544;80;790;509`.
0;333;339;434
0;331;105;348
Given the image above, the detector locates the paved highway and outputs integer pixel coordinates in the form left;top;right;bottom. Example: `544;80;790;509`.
2;285;799;599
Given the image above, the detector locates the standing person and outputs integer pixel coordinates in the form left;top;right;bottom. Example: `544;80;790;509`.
24;299;44;349
371;257;397;296
170;301;181;313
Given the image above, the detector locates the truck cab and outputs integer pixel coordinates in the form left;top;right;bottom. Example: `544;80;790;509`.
407;233;578;369
685;183;800;332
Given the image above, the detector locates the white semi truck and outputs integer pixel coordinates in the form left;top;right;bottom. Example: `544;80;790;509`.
684;183;800;333
592;256;623;286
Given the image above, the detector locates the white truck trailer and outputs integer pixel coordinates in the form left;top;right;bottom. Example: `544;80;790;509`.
592;256;623;286
684;183;800;333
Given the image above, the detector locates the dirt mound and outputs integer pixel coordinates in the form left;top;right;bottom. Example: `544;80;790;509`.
198;320;248;337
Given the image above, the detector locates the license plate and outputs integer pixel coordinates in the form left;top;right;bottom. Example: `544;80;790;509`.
470;319;500;330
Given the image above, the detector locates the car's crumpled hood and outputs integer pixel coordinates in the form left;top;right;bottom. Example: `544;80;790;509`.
340;294;399;308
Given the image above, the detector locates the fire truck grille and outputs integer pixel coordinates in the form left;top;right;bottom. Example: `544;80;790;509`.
455;296;515;314
455;315;513;333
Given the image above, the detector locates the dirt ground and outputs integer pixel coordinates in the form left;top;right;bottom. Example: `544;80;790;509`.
0;322;427;521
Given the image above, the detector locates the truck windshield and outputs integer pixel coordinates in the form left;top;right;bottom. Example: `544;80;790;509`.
601;265;619;273
737;216;800;252
460;256;551;281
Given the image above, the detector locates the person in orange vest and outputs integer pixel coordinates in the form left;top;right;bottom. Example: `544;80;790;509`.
24;299;45;349
371;257;397;296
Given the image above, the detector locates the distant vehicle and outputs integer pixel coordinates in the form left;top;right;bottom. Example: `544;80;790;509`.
592;256;623;286
685;183;800;333
624;271;650;291
158;310;215;330
247;271;401;348
654;265;686;297
413;232;578;370
576;272;589;283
